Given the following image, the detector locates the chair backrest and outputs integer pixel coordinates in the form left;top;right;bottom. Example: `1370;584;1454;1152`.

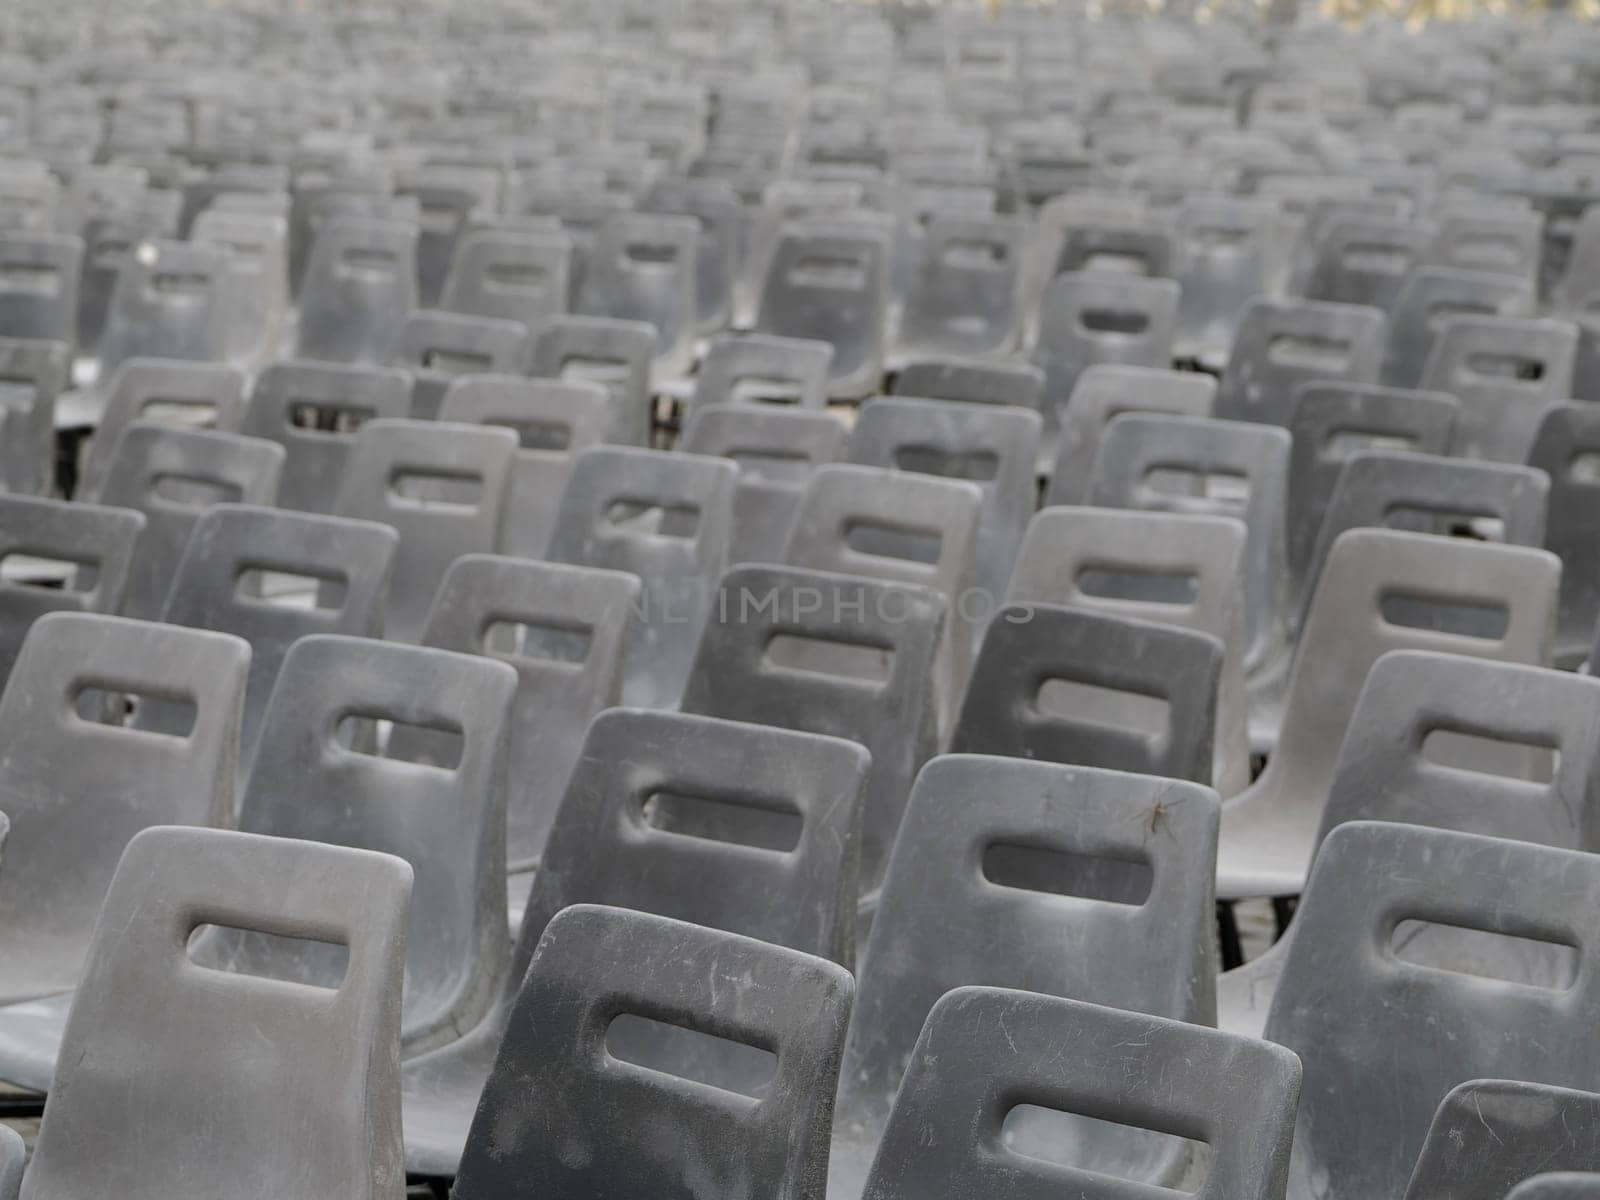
0;337;67;496
161;504;397;775
1008;506;1251;796
1284;381;1460;602
81;358;248;499
439;375;613;559
754;218;893;399
1426;208;1543;285
331;418;517;642
1403;1080;1600;1200
191;208;290;365
1509;1177;1600;1200
418;554;638;872
690;332;834;415
97;239;230;375
1554;204;1600;316
453;905;853;1200
440;227;571;331
1317;651;1600;855
1032;272;1180;443
861;987;1301;1200
896;214;1025;359
239;360;414;514
96;423;284;620
20;826;410;1200
296;216;419;364
1529;403;1600;664
847;397;1040;599
0;613;248;1002
1421;315;1578;461
1046;364;1216;505
512;707;868;986
1382;266;1534;388
528;314;655;445
578;212;699;375
832;755;1220;1199
1217;298;1386;426
647;177;743;332
1265;821;1600;1200
1299;450;1550;621
680;405;847;566
0;233;82;345
241;634;515;1054
891;355;1045;414
1091;414;1289;671
545;446;736;709
1175;195;1277;359
681;563;944;890
951;604;1222;785
395;310;530;420
1304;215;1433;310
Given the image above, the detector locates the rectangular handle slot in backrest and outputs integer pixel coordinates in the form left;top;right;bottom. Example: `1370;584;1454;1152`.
604;499;702;539
843;517;943;566
1340;241;1415;274
138;395;220;428
1321;429;1416;460
892;445;1000;483
941;238;1009;270
1568;451;1600;485
1448;233;1522;271
641;788;803;853
622;240;681;266
763;631;895;685
727;376;806;406
289;401;377;434
389;467;485;509
236;566;348;613
421;347;494;375
1378;590;1510;641
1420;727;1558;784
1382;503;1505;543
485;262;551;291
1425;298;1495;332
983;840;1154;906
149;473;243;508
1;551;98;593
186;922;350;991
1266;332;1353;372
0;261;61;293
1001;1103;1209;1192
559;356;629;387
0;374;40;405
1076;564;1199;607
338;247;398;277
1142;465;1251;508
1077;306;1152;336
482;617;593;666
1035;677;1171;743
1390;918;1577;990
150;270;212;298
484;417;572;451
725;447;814;484
788;253;869;291
335;711;464;770
73;682;197;737
604;1012;778;1100
1463;351;1545;383
1080;249;1152;275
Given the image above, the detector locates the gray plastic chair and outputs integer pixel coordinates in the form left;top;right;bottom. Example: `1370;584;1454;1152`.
546;446;734;708
0;338;67;496
578;212;699;377
890;355;1045;414
0;613;248;1012
1511;1177;1600;1200
690;332;834;416
680;405;847;566
0;233;82;346
895;214;1025;359
440;227;571;332
79;358;248;500
647;177;743;333
1217;530;1559;902
528;315;655;446
296;216;419;364
1032;272;1180;453
400;709;867;1177
847;397;1040;600
161;504;397;775
1284;381;1460;607
952;603;1222;787
1216;298;1386;426
1090;413;1289;676
754;219;893;400
417;554;638;879
438;375;613;559
1426;208;1543;285
783;463;981;732
1304;215;1433;310
95;423;284;620
190;209;289;367
1045;365;1217;503
239;634;515;1056
681;563;944;893
830;755;1221;1200
1382;266;1535;388
239;360;414;514
95;239;230;376
1175;195;1277;361
1405;1081;1600;1200
331;418;516;643
1008;507;1252;796
1265;821;1600;1200
860;987;1300;1200
450;905;853;1200
11;826;410;1200
1420;315;1578;461
1529;404;1600;664
394;310;530;421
